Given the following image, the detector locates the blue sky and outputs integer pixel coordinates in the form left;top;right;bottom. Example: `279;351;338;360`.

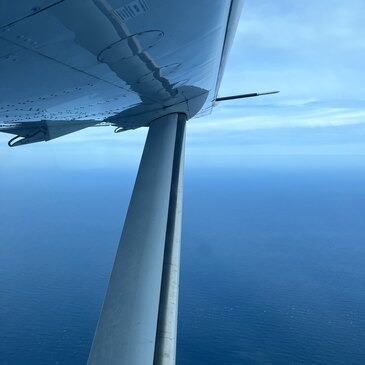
1;0;364;169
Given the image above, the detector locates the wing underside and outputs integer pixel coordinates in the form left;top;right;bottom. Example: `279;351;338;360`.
0;0;243;145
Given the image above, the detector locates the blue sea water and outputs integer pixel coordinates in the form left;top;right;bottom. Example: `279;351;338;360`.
1;159;365;364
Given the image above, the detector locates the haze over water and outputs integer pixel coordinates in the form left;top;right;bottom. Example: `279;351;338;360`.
1;156;365;364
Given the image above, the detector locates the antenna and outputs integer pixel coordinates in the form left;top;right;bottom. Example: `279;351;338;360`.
216;90;279;102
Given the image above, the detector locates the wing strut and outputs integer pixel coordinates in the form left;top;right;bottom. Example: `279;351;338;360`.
87;113;186;365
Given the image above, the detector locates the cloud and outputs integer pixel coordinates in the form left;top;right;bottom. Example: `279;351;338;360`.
220;0;365;100
199;104;365;130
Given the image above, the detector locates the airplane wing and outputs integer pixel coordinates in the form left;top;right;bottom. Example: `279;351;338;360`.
1;1;244;365
0;0;243;145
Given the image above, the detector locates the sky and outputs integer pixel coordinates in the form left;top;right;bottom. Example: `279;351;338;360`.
0;0;364;170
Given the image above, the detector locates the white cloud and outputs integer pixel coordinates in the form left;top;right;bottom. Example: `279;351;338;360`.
191;102;365;132
220;0;365;100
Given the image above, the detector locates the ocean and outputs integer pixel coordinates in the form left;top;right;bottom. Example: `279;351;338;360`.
1;158;365;364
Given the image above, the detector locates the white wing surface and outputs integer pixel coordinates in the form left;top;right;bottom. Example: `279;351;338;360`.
0;0;243;145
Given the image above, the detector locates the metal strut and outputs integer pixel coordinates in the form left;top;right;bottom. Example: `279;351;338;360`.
87;113;186;365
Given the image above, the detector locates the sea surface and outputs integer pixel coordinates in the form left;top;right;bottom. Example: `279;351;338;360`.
1;159;365;364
